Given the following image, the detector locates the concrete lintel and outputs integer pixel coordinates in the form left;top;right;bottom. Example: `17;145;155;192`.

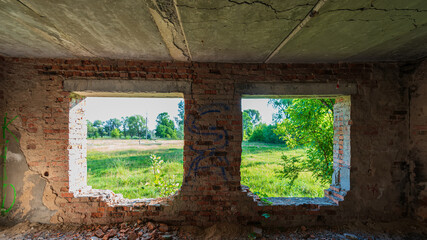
238;83;357;98
64;79;190;97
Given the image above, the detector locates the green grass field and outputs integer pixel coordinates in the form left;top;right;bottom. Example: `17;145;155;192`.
87;140;328;199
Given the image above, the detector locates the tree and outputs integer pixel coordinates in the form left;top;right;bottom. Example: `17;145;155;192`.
121;116;129;137
248;123;285;144
93;120;106;138
155;112;177;139
111;128;121;138
174;100;185;139
242;109;261;140
274;98;334;184
87;120;98;138
104;118;122;136
125;115;147;138
268;99;293;123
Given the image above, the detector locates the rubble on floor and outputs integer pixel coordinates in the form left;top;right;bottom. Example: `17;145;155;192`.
0;219;426;240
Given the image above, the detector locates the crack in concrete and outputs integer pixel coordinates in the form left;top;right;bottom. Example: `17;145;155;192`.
182;17;304;24
177;1;313;14
13;0;95;57
264;0;328;62
16;0;45;18
324;7;427;14
149;0;191;61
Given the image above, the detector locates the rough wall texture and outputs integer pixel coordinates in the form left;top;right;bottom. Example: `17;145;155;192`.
0;57;421;226
410;60;427;221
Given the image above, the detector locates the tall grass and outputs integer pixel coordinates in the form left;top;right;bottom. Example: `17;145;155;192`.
87;148;183;198
87;141;328;199
241;142;328;197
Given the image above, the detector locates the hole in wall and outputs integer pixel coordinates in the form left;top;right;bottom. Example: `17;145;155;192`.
69;96;184;199
240;96;351;205
241;98;332;198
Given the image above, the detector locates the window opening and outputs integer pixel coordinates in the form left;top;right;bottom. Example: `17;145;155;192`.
241;97;337;200
83;97;184;199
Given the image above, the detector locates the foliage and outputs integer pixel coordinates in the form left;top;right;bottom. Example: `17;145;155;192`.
155;112;177;139
276;155;303;185
104;118;122;136
93;120;106;137
126;115;147;138
274;99;334;184
87;120;98;138
242;109;261;140
240;142;328;197
268;99;293;123
174;100;185;140
111;128;120;138
248;123;285;144
147;155;180;197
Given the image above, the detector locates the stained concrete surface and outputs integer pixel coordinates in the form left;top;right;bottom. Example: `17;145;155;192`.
177;0;317;62
269;0;427;63
0;0;426;62
0;0;171;60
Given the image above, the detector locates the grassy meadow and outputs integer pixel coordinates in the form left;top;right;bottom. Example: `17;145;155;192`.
87;139;328;199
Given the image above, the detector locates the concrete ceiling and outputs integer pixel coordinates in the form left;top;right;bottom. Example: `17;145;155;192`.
0;0;426;63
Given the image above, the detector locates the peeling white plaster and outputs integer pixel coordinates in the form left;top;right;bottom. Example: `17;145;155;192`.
6;150;24;162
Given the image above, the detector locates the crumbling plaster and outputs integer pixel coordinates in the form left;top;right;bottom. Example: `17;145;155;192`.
0;57;425;226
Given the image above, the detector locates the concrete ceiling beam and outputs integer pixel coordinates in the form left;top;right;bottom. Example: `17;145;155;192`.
264;0;328;63
64;79;190;98
237;82;357;98
147;0;192;61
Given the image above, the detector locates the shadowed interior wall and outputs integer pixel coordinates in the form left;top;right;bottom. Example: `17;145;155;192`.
0;57;425;226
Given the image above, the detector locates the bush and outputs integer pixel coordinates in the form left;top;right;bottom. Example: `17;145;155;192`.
147;155;180;197
111;128;120;138
248;123;286;144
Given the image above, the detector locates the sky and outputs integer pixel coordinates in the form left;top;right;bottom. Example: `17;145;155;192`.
85;97;276;130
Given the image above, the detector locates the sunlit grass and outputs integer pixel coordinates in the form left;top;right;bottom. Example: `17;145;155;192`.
241;141;328;197
87;148;183;199
87;141;329;199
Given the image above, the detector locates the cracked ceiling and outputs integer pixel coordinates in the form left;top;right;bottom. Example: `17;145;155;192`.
0;0;426;63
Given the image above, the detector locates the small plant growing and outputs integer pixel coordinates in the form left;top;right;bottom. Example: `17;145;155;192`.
248;232;257;239
254;190;272;206
148;154;180;197
276;154;304;185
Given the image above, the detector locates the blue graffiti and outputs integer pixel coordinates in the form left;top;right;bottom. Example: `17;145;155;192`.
186;104;230;181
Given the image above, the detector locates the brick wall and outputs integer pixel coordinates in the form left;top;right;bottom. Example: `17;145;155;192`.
0;57;416;226
410;60;427;221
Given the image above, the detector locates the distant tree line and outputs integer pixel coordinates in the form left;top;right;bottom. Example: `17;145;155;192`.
87;101;185;140
242;109;285;144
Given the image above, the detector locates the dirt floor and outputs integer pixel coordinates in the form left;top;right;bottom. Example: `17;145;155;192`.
87;139;183;152
0;219;426;240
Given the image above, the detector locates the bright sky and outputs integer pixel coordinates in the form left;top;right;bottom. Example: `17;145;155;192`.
85;97;275;130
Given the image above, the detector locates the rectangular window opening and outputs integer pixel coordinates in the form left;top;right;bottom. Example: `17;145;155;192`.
241;97;348;206
72;97;185;200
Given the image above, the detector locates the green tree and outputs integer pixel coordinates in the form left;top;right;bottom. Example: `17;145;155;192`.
86;120;97;138
111;128;120;138
274;98;334;184
242;109;261;140
104;118;122;136
155;112;177;139
93;120;105;138
268;99;293;123
121;116;129;137
248;123;285;144
125;115;147;138
174;100;185;139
